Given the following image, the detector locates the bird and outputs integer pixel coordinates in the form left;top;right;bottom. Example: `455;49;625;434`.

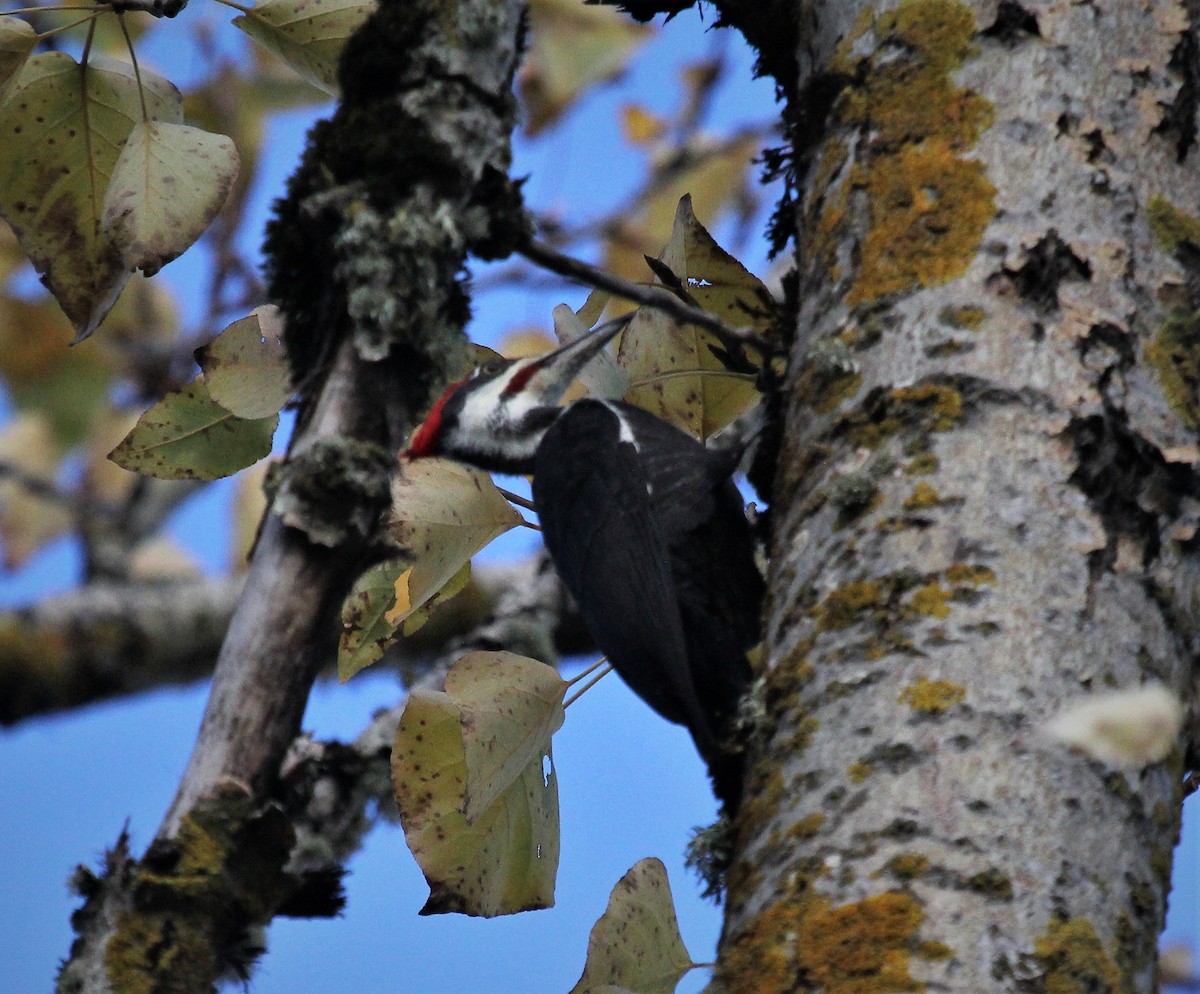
404;319;764;811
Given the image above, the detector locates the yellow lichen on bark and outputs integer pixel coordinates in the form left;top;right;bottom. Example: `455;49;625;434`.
903;481;942;510
1034;918;1123;994
899;678;966;713
818;580;884;630
1146;310;1200;429
724;892;947;994
795;892;926;994
829;0;996;306
909;583;952;618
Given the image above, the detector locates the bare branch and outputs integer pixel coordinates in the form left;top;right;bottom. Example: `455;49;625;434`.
0;575;243;726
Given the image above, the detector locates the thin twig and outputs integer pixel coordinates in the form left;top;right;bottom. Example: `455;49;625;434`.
496;486;536;513
0;460;78;509
564;661;612;708
519;237;766;352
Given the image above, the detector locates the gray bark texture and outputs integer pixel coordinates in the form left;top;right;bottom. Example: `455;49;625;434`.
716;0;1199;991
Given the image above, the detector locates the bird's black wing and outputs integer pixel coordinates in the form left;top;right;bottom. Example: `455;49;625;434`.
607;404;763;728
533;401;717;755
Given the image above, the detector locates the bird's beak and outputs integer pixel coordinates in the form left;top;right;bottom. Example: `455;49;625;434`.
521;313;631;404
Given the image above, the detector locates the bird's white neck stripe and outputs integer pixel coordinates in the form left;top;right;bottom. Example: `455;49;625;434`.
599;401;640;451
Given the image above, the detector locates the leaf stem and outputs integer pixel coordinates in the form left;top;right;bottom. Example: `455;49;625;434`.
209;0;252;13
4;3;107;12
35;10;104;37
564;660;612;708
496;486;536;513
116;13;148;121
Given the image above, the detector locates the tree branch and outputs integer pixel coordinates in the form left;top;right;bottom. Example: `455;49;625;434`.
0;575;243;726
519;236;767;351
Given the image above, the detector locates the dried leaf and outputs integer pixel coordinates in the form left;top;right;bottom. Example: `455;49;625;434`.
569;858;696;994
518;0;651;134
385;457;524;618
233;0;378;96
0;413;71;568
196;306;291;419
102;121;239;277
618;196;766;438
0;53;181;341
392;651;565;917
622;103;665;145
108;379;277;480
604;135;758;283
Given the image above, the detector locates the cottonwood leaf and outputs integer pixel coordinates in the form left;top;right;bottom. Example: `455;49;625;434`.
618;196;767;439
337;558;470;681
518;0;650;134
385;457;523;620
108;380;277;480
392;651;564;917
0;17;36;105
569;858;696;994
339;558;408;680
398;558;470;637
196;306;291;418
449;650;567;823
0;413;71;568
552;304;627;400
232;0;378;96
0;53;181;341
603;135;758;283
102;121;239;277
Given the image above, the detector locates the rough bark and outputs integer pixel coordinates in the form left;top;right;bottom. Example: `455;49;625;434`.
718;0;1199;991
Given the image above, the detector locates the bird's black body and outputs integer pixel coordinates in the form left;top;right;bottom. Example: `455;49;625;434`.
406;324;763;810
535;399;760;805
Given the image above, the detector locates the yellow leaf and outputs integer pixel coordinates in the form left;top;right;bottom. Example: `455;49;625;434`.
603;135;758;283
622;103;665;145
196;306;291;419
391;567;413;620
569;859;696;994
385;458;524;620
0;53;182;341
0;413;70;568
102;121;239;277
518;0;651;135
233;0;378;96
392;651;565;917
618;196;767;438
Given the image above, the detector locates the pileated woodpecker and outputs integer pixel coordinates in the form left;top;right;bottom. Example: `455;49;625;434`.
405;322;763;810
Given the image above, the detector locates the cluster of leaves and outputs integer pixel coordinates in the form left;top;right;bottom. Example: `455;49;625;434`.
0;0;768;578
393;649;702;989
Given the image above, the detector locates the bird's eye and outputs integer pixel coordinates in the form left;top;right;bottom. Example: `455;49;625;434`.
480;359;504;376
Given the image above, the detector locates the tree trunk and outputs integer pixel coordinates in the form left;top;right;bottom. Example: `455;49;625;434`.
719;0;1198;990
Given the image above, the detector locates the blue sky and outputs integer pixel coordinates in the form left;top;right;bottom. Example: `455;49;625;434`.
0;6;1197;993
